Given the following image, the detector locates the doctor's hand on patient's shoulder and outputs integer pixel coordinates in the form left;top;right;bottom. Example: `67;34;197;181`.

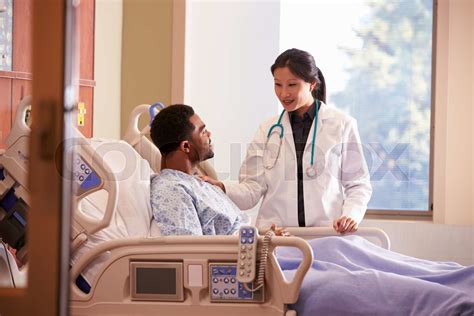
199;175;226;193
333;216;358;234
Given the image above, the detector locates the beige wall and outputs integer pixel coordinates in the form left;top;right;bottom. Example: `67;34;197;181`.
433;0;474;225
121;0;173;136
93;0;123;139
183;0;281;182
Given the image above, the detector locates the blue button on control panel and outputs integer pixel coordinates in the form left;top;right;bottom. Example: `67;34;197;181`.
240;227;256;245
74;156;102;195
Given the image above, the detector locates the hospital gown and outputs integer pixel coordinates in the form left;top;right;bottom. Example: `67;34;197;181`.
151;169;248;236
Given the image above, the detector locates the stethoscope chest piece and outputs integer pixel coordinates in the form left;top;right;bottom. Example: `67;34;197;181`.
306;166;317;178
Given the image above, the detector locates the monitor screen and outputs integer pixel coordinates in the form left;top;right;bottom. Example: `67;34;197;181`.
136;267;177;295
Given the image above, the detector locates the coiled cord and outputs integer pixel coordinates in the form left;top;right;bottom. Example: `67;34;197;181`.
243;229;275;292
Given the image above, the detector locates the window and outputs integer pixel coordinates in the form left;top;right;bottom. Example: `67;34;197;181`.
280;0;434;213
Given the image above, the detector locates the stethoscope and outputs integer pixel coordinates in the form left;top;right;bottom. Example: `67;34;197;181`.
264;100;320;178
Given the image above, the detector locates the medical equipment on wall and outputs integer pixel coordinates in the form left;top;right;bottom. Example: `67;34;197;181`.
0;96;31;264
264;99;319;178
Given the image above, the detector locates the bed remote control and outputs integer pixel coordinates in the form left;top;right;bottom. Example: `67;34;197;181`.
237;226;258;283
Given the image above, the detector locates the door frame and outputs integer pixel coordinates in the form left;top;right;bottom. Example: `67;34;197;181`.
0;1;72;315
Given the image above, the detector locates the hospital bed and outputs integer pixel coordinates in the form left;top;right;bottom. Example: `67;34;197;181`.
69;129;314;315
0;99;391;315
68;128;390;315
69;103;390;315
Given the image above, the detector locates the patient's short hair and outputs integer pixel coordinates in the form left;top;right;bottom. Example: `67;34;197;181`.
150;104;195;155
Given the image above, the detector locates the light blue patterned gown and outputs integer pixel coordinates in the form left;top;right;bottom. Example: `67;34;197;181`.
150;169;249;236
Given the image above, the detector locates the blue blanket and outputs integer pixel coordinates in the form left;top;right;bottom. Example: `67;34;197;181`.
277;236;474;316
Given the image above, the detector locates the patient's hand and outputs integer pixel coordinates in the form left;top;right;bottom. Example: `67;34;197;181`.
270;224;291;237
333;215;358;234
199;175;226;193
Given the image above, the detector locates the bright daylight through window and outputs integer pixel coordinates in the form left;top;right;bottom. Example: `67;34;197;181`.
280;0;434;212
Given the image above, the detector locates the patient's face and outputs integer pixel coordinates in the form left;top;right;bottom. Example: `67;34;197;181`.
189;114;214;162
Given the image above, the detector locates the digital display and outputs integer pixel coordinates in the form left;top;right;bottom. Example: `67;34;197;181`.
136;267;176;295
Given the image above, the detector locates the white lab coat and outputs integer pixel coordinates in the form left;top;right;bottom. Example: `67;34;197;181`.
225;102;372;228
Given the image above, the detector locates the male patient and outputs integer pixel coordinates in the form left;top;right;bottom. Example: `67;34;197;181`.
149;104;249;236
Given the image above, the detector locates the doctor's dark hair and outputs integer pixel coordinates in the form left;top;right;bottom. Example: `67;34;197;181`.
150;104;195;155
271;48;326;103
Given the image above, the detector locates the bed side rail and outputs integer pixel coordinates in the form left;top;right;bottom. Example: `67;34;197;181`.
269;227;391;250
70;235;313;305
269;236;314;304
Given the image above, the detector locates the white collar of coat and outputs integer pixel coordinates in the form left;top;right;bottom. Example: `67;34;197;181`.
317;101;336;120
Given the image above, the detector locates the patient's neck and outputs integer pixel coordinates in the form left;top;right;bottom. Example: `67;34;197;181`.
161;152;196;175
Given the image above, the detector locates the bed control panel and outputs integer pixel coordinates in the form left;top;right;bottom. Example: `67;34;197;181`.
209;263;263;303
236;226;258;283
74;155;102;196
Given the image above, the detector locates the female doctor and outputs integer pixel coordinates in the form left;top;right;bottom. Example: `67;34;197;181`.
205;48;372;233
